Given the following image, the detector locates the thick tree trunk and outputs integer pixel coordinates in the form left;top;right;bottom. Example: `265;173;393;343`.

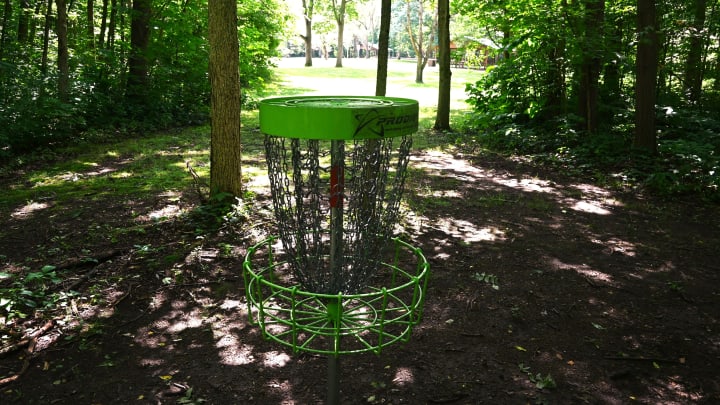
634;0;658;153
208;0;243;197
18;0;30;43
375;0;391;96
578;0;604;133
684;0;707;104
434;0;451;131
56;0;70;101
126;0;151;103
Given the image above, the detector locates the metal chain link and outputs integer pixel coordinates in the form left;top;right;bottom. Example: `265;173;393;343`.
264;135;412;294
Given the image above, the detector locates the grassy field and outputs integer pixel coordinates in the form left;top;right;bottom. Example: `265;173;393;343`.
266;57;483;121
1;59;484;209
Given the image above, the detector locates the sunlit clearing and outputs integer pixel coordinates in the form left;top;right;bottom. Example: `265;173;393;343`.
392;367;415;387
11;201;49;219
262;350;291;368
549;258;615;286
145;204;184;221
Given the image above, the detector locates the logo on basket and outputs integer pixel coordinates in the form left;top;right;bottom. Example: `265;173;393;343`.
353;109;417;138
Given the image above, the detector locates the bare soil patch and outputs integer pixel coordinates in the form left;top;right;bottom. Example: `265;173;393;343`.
1;146;719;404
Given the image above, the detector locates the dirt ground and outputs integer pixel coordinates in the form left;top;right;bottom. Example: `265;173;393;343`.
1;144;719;404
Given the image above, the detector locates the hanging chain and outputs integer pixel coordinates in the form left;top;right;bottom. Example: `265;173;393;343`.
264;134;412;294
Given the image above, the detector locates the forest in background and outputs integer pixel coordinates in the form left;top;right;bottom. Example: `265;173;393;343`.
1;0;719;199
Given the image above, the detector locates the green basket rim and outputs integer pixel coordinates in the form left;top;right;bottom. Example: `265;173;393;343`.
259;96;419;140
242;236;430;355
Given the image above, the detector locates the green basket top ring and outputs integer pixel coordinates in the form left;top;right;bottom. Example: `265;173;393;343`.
259;96;419;140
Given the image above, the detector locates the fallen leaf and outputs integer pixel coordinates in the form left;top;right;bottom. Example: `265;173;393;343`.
567;360;575;366
43;361;50;371
160;375;173;381
515;346;527;352
679;357;686;364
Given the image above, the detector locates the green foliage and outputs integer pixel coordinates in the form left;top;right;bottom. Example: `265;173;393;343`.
0;265;73;323
0;0;289;159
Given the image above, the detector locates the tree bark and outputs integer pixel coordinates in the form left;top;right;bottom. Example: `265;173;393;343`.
375;0;391;96
0;0;10;60
18;0;30;43
87;0;95;47
126;0;151;104
56;0;70;102
684;0;707;104
208;0;243;197
434;0;451;130
634;0;658;153
578;0;604;133
41;0;52;74
301;0;314;67
333;0;347;68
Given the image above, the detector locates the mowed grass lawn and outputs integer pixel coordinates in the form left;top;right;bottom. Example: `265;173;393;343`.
266;57;484;120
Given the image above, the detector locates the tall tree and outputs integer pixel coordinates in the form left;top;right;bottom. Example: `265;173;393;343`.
405;0;437;83
684;0;707;104
300;0;315;67
329;0;350;68
127;0;152;104
208;0;242;196
56;0;70;101
634;0;658;153
375;0;391;96
578;0;605;133
434;0;450;130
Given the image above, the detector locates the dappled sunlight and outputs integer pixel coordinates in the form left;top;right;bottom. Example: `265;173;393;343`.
262;350;292;368
566;199;613;215
392;366;415;387
548;257;616;286
11;201;50;219
493;176;557;194
433;217;506;243
590;236;637;257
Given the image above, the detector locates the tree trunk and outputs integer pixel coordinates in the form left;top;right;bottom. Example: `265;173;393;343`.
684;0;707;104
334;0;347;68
208;0;242;197
335;20;344;67
99;0;108;48
18;0;30;43
108;0;117;49
578;0;604;133
56;0;70;101
634;0;658;153
434;0;451;131
41;0;52;74
375;0;391;96
0;0;10;60
301;0;313;67
126;0;151;104
87;0;95;47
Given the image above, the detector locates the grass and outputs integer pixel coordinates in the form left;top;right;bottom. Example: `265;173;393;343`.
1;59;481;212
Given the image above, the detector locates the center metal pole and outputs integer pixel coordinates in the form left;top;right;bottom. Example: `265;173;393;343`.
327;139;345;405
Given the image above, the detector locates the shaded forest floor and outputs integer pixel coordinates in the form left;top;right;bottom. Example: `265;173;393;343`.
1;131;719;404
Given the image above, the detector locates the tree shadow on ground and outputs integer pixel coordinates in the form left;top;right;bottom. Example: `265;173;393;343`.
1;147;718;404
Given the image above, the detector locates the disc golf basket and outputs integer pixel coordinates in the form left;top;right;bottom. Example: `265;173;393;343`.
243;96;430;403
